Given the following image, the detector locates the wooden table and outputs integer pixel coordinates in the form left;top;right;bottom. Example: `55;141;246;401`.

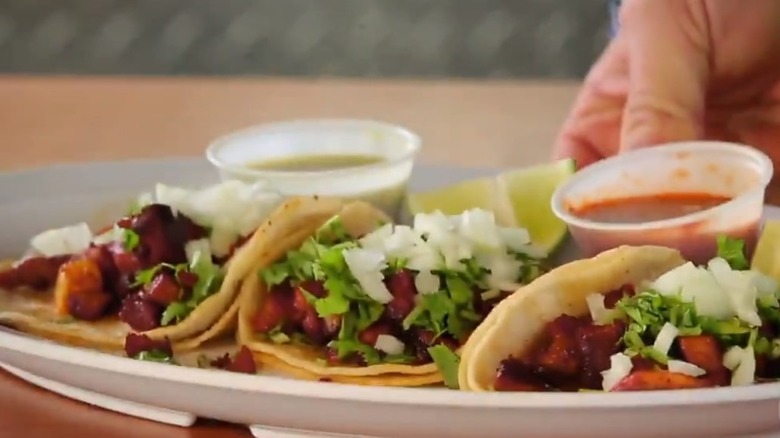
0;75;580;437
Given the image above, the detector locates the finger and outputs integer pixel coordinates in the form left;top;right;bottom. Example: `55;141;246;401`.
619;0;709;150
552;37;629;169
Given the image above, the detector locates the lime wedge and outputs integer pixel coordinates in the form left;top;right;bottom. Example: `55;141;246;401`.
752;220;780;279
407;159;576;255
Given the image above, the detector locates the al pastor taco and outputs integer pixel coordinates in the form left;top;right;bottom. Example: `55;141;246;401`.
237;195;549;386
0;180;282;356
459;239;780;392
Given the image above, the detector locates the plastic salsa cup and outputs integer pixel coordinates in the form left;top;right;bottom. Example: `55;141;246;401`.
551;141;774;264
205;119;421;220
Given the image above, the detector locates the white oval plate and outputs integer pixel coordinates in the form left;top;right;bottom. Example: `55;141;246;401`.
0;159;779;438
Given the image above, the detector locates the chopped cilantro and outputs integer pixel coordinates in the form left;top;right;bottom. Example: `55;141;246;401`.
427;345;460;389
328;339;382;365
716;235;750;270
260;262;292;287
314;216;351;244
121;228;141;251
160;249;224;326
130;263;182;288
617;290;756;363
268;326;291;344
135;350;177;365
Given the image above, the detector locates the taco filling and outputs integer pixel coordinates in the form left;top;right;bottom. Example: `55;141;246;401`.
494;238;780;392
252;209;547;377
0;181;281;332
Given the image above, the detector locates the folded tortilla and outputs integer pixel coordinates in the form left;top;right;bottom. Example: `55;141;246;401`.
237;196;446;386
0;216;278;352
457;245;686;391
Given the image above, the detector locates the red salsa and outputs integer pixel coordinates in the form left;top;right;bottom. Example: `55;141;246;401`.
570;193;731;224
566;193;760;265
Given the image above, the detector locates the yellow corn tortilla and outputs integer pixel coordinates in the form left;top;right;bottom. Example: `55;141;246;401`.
0;205;291;352
237;196;453;385
457;245;687;391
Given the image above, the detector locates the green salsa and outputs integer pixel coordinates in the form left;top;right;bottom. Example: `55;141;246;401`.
244;153;405;219
247;154;384;172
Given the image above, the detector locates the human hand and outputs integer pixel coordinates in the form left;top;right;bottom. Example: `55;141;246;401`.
552;0;780;169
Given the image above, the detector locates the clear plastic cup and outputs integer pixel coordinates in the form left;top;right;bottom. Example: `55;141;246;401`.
205;119;421;219
551;141;773;264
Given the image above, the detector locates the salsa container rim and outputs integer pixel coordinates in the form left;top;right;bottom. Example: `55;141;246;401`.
550;141;774;232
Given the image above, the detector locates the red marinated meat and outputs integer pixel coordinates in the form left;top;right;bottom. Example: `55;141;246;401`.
677;335;729;386
211;346;257;374
119;296;163;331
298;280;326;298
301;309;328;345
142;272;183;306
410;329;459;363
290;288;309;323
494;358;551;392
610;370;713;391
603;284;635;309
83;245;119;287
0;255;72;290
577;320;626;389
323;315;342;337
113;274;138;298
358;322;393;346
68;291;112;321
252;286;294;333
631;356;658;371
176;270;199;288
110;246;144;275
760;357;780;379
384;270;417;321
124;333;173;358
529;315;584;380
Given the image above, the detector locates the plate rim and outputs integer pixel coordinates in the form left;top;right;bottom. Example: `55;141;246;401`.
2;326;779;409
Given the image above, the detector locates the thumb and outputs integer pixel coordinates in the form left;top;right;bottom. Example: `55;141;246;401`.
619;0;709;151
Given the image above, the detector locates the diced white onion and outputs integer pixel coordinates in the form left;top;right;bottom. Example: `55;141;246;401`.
667;360;706;377
342;249;394;304
185;238;212;266
91;225;124;246
586;294;607;321
601;353;633;391
480;289;501;301
497;227;531;251
708;258;761;327
723;346;756;386
153;181;283;258
374;334;405;355
585;293;622;325
30;223;93;257
482;252;522;291
414;270;440;295
653;262;735;320
652;322;679;356
358;223;394;252
455;209;503;251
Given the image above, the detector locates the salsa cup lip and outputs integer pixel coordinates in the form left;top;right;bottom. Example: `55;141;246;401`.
551;141;774;232
205;118;422;180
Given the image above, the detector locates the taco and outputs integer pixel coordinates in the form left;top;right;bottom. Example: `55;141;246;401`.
459;240;780;392
237;195;549;386
0;180;282;356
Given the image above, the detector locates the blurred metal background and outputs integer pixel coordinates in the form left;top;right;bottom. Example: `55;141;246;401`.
0;0;610;78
